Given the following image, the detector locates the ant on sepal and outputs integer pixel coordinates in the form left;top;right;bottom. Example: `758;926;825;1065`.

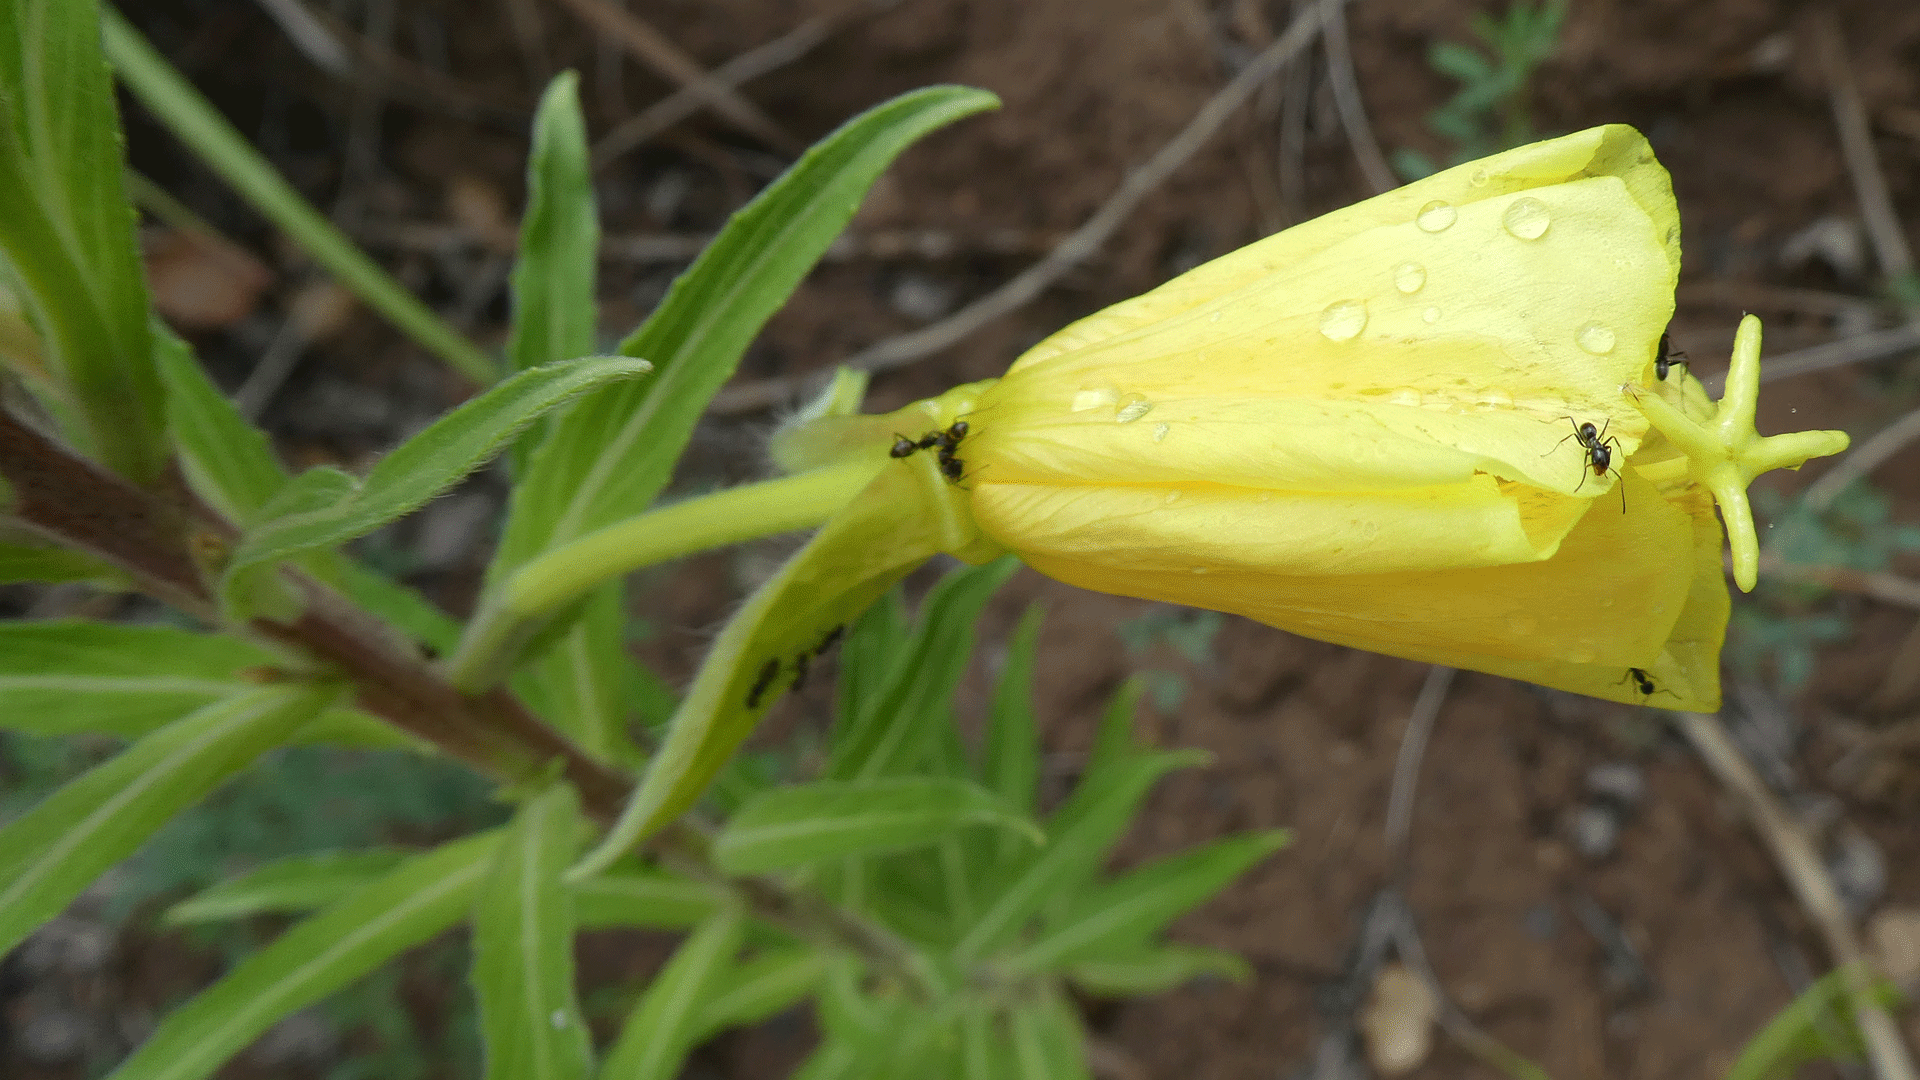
890;419;971;484
1545;416;1627;512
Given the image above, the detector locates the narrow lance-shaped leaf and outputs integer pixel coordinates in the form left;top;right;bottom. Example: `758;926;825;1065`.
223;355;650;598
472;784;592;1080
106;832;500;1080
1009;993;1092;1080
599;906;745;1080
1066;944;1251;998
0;620;279;737
162;849;412;925
0;0;166;481
570;862;722;931
689;949;824;1042
508;71;598;375
1723;964;1906;1080
0;685;331;957
827;557;1020;780
713;777;1040;875
569;464;965;878
527;583;633;763
100;10;496;384
953;749;1209;964
981;603;1045;866
1009;830;1290;974
153;324;287;525
0;540;114;585
493;86;999;576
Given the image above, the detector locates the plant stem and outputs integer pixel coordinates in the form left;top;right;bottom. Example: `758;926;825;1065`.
446;460;879;691
2;407;922;989
101;8;499;386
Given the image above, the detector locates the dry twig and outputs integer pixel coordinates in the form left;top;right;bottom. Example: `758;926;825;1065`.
1316;0;1395;195
709;0;1340;415
1753;556;1920;611
1813;14;1917;298
251;0;351;76
1674;710;1917;1080
1800;405;1920;513
592;2;893;166
549;0;800;153
1696;323;1920;394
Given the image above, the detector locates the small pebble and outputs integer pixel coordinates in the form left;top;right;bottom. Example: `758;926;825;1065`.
1568;804;1621;861
1584;762;1646;809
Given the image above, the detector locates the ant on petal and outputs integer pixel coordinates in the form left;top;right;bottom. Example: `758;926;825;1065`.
1655;331;1689;381
1620;667;1677;701
1546;416;1626;511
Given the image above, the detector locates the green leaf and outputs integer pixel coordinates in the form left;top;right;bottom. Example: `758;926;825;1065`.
1009;993;1090;1080
952;749;1208;964
1066;944;1251;997
1723;964;1906;1080
106;831;499;1080
162;849;412;924
827;557;1021;780
570;863;722;930
714;777;1040;875
689;948;824;1041
0;0;165;481
836;589;907;736
981;603;1043;862
0;685;329;957
472;785;592;1080
526;583;634;763
600;906;744;1080
100;10;496;384
153;324;287;526
334;558;463;655
959;1006;1019;1080
508;72;598;375
494;85;998;575
224;356;650;596
0;540;115;584
0;620;278;737
1010;831;1289;974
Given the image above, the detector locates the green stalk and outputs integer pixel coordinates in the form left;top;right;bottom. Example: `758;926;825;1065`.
101;9;498;385
446;461;881;691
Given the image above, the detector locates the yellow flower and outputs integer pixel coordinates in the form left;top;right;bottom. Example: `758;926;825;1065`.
918;124;1848;712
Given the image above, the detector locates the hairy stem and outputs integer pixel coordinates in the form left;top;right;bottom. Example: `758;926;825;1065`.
0;406;920;986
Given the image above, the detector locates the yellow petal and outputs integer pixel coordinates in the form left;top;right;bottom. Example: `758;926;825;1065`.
974;128;1679;501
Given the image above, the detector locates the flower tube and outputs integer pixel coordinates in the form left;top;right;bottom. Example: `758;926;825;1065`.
921;124;1846;712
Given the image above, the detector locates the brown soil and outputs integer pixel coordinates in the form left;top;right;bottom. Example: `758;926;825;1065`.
12;0;1920;1077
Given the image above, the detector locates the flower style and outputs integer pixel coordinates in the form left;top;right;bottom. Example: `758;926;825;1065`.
860;125;1847;712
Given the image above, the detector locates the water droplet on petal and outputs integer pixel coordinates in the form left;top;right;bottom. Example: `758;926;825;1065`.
1421;306;1441;324
1502;197;1550;240
1319;299;1368;342
1415;200;1457;232
1576;322;1616;355
1071;387;1117;412
1208;310;1223;323
1393;261;1426;293
1477;390;1513;408
1164;490;1181;504
1115;393;1152;423
1388;389;1422;407
1256;492;1272;503
1564;645;1597;665
1469;167;1491;187
1191;566;1208;574
1507;613;1540;636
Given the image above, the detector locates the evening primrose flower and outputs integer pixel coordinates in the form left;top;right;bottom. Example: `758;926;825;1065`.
861;125;1845;712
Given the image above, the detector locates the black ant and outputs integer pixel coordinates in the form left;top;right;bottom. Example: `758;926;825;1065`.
1548;416;1626;511
890;419;971;484
1654;332;1688;381
1620;667;1677;701
746;658;780;709
813;624;845;657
